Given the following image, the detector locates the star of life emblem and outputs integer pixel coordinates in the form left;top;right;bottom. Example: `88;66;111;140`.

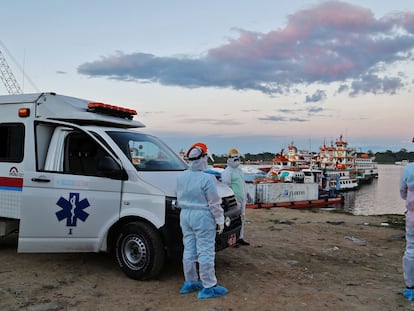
56;193;90;233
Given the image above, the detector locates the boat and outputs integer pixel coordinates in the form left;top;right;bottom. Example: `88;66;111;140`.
313;135;359;191
246;168;344;209
395;160;409;166
266;143;308;183
270;143;310;171
258;196;343;209
302;167;332;191
317;135;356;171
355;153;378;183
211;160;343;209
268;149;296;173
277;169;305;183
246;192;343;209
324;170;359;191
285;142;311;169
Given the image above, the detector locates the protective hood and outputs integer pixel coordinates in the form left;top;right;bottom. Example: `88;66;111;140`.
227;157;240;168
189;156;208;171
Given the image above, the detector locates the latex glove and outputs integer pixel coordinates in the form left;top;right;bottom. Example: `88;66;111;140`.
216;223;224;235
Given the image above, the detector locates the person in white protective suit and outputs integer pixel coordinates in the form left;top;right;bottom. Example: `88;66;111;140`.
400;159;414;301
221;148;250;246
176;142;228;299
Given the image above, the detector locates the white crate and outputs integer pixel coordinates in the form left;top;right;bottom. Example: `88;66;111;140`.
245;183;257;205
255;183;319;204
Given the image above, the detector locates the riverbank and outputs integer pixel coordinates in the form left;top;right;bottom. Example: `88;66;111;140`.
0;208;411;311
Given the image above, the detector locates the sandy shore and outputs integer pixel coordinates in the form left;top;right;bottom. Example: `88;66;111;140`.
0;207;412;311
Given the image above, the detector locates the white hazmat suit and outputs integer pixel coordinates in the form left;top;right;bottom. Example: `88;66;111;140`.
400;162;414;300
221;149;249;245
177;144;228;299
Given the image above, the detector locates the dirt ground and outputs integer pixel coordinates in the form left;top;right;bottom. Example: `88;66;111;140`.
0;207;413;311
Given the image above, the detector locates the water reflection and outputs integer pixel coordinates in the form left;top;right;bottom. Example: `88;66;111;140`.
340;164;406;216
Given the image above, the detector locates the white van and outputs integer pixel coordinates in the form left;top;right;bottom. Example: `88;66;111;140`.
0;92;241;280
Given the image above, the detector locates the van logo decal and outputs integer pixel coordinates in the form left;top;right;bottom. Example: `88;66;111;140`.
56;193;90;231
9;167;23;177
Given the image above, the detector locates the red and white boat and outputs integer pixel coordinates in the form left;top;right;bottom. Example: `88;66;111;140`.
314;135;359;191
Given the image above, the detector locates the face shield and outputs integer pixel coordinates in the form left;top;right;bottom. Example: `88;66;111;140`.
186;142;214;162
186;143;214;171
228;155;240;168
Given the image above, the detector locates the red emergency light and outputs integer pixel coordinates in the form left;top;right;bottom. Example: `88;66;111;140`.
87;102;137;120
18;108;30;118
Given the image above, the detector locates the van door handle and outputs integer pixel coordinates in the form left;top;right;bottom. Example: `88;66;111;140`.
31;177;51;183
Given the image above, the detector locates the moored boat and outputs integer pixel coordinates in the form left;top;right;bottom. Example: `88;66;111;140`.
395;160;409;166
355;153;378;184
313;135;359;191
324;170;359;191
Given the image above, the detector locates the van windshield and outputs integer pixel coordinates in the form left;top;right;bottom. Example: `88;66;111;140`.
107;131;188;171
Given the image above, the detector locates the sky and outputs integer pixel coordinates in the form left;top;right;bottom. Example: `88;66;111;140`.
1;0;414;155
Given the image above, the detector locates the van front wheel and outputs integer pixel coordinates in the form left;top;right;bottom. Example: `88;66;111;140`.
115;222;165;280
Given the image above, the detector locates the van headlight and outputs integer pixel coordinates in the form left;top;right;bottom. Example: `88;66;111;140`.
166;197;179;213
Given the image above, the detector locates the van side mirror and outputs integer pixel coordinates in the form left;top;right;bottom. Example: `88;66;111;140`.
97;156;127;180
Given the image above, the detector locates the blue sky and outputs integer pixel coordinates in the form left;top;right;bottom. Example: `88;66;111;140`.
1;1;414;155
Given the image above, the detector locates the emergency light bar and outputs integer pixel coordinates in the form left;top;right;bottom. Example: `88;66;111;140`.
87;102;137;120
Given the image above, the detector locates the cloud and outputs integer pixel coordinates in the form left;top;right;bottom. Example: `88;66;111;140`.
78;1;414;97
179;117;243;126
337;84;349;93
307;106;324;114
138;110;164;117
258;115;308;122
265;105;323;122
349;73;404;96
278;108;297;113
241;109;260;112
305;90;327;102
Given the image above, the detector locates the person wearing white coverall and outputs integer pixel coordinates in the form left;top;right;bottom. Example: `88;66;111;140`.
176;143;228;299
400;161;414;301
221;148;250;246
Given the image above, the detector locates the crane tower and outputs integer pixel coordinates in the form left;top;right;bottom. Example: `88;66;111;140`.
0;49;22;95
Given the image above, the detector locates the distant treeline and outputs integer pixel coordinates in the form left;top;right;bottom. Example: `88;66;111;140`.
211;152;276;165
374;149;414;164
211;149;414;165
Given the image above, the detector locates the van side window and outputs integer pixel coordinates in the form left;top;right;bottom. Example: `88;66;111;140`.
0;123;24;163
64;132;107;176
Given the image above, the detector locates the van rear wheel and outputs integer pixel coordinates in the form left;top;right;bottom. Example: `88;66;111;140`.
115;222;165;280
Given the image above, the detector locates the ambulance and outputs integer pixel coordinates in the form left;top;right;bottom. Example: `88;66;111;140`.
0;92;241;280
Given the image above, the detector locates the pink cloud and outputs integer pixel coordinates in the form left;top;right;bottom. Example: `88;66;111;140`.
79;1;414;96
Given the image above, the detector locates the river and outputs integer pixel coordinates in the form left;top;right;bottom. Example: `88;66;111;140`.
341;164;406;216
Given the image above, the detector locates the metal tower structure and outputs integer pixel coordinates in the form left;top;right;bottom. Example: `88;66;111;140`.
0;49;22;95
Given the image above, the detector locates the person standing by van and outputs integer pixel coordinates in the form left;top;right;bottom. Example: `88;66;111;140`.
400;159;414;301
176;142;228;299
222;148;249;246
